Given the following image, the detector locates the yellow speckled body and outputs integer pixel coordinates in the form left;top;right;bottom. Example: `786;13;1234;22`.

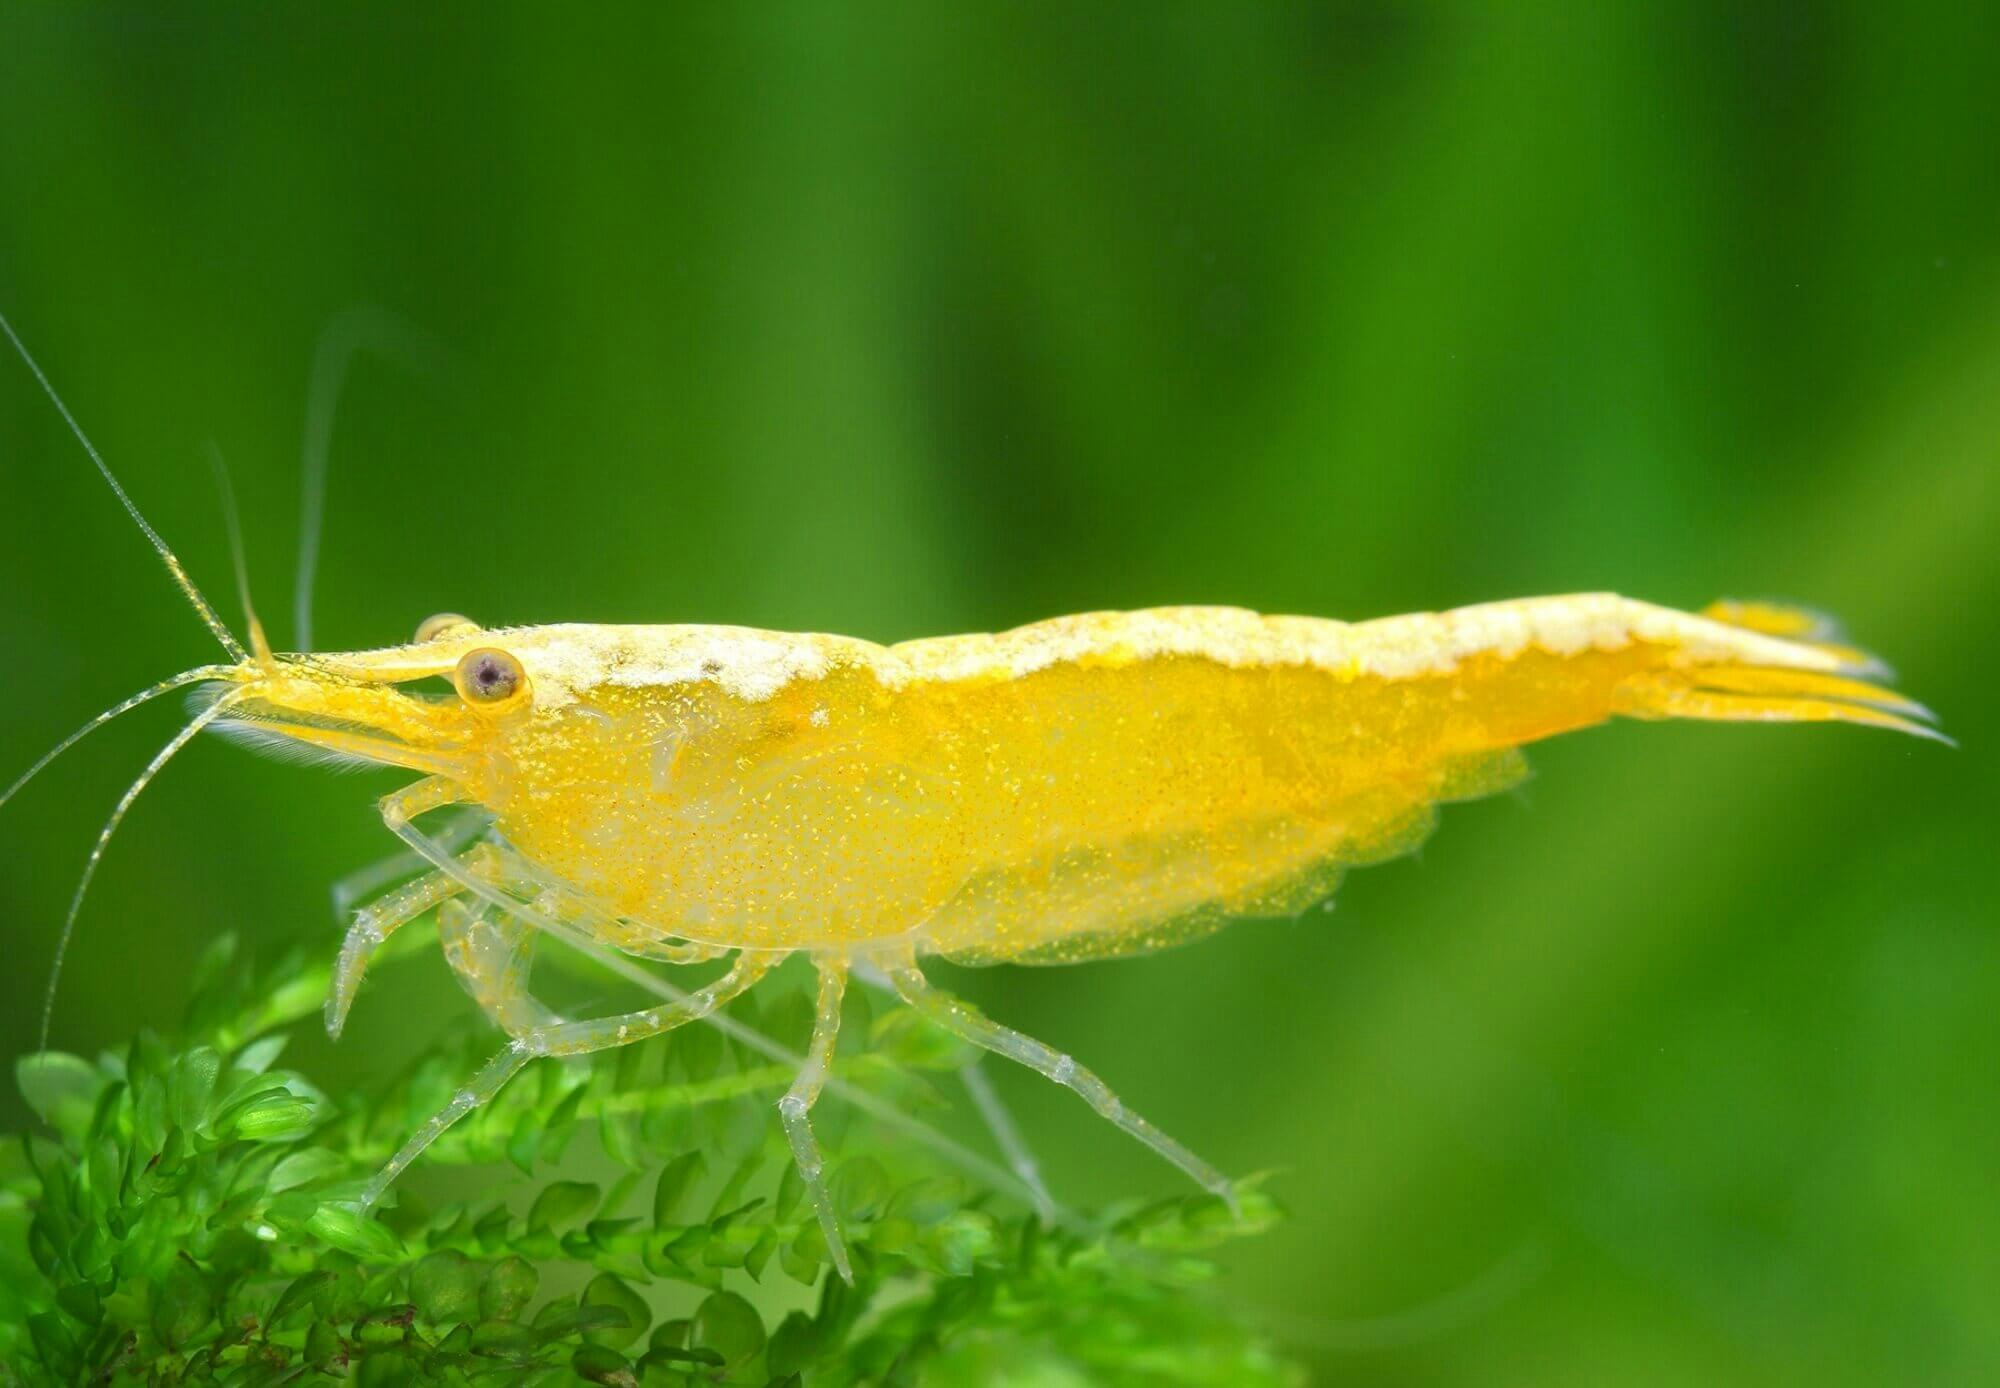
244;594;1932;969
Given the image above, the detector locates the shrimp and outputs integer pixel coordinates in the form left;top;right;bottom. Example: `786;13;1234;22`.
2;310;1944;1284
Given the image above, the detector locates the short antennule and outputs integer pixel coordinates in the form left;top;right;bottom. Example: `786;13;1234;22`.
0;307;250;663
207;441;276;670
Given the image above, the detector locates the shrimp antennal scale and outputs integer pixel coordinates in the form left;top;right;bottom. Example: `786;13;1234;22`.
0;306;249;662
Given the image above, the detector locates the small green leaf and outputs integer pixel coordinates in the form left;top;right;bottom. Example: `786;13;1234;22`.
410;1249;480;1324
304;1317;344;1368
254;965;334;1035
265;1190;320;1232
481;1255;538;1320
528;1179;600;1234
352;1303;415;1345
765;1311;818;1377
86;1135;123;1208
308;1203;402;1260
86;1076;128;1145
531;1299;630;1344
666;1221;711;1270
572;1343;638;1386
208;1069;289;1117
539;1081;588;1163
709;1148;764;1220
168;1047;222;1133
151;1256;213;1350
832;1155;892;1223
226;1090;317;1141
232;1033;289;1074
27;1311;81;1378
473;1203;513;1249
652;1152;705;1227
471;1319;537;1355
745;1229;778;1281
779;1234;823;1285
638;1343;725;1372
640;1317;723;1371
599;1170;641;1219
507;1105;544;1174
690;1290;765;1370
582;1215;639;1252
913;1209;1000;1277
583;1273;651;1350
16;1052;102;1135
774;1156;806;1220
671;1014;723;1081
601;1104;642;1170
269;1270;336;1328
148;1125;188;1185
885;1176;965;1227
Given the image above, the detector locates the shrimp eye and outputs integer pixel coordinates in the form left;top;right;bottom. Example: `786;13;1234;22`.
416;612;481;643
454;647;527;709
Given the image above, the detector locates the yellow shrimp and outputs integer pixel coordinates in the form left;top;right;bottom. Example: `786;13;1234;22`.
2;310;1944;1284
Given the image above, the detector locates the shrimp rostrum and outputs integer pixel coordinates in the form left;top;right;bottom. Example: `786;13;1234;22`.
3;314;1943;1284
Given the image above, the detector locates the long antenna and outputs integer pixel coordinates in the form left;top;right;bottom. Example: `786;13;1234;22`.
0;665;237;814
0;307;250;663
39;691;244;1049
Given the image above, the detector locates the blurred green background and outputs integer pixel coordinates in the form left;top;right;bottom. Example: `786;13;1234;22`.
2;5;1995;1383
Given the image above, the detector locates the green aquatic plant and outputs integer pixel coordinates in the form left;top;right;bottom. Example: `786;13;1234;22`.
1;936;1299;1385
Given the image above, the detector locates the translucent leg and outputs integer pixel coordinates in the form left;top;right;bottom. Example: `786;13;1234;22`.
360;951;775;1210
329;810;487;920
886;959;1237;1212
331;847;428;922
851;962;1059;1224
483;841;723;966
438;898;560;1037
777;960;852;1282
613;933;729;966
386;810;1077;1224
327;849;486;1040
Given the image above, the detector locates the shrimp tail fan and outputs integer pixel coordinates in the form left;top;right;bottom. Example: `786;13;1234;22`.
1614;598;1949;744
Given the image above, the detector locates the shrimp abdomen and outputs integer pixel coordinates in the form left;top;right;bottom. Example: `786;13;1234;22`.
909;596;1935;966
